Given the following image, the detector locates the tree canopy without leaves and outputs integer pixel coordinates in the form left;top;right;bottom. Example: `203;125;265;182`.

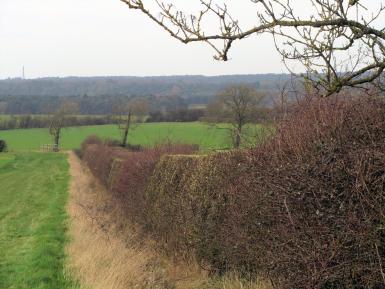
120;0;385;96
114;98;148;147
49;100;79;151
208;84;264;148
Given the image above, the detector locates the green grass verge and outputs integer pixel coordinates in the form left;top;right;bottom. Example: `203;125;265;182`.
0;122;265;152
0;153;78;289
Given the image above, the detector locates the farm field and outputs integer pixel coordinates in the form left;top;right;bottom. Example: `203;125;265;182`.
0;153;77;289
0;122;265;151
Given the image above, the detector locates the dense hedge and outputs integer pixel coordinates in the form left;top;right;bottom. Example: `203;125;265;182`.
147;108;206;122
241;96;385;289
81;140;199;218
145;153;249;261
81;96;385;289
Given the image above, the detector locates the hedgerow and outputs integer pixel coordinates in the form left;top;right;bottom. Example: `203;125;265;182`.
240;96;385;289
80;96;385;289
145;152;249;263
81;140;199;220
109;144;199;225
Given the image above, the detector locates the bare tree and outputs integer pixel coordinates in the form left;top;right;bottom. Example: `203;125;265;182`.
115;98;148;148
120;0;385;96
209;84;264;148
272;75;307;120
49;100;79;151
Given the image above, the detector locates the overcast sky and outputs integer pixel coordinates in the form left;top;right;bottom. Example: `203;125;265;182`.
0;0;383;79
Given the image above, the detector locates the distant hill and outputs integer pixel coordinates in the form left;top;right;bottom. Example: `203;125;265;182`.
0;74;290;97
0;74;292;114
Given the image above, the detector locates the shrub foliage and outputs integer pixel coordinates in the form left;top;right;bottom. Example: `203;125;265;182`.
0;140;7;152
235;96;385;288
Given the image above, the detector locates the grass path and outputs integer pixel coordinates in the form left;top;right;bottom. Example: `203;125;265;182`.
0;153;77;289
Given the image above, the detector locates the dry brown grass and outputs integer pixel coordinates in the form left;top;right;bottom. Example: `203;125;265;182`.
66;152;271;289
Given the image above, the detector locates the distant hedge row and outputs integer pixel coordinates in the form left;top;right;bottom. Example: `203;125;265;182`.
81;96;385;289
0;115;114;130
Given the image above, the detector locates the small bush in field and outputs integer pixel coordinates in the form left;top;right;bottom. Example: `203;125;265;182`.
0;140;7;152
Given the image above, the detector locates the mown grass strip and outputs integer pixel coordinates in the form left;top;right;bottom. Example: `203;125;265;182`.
0;153;77;289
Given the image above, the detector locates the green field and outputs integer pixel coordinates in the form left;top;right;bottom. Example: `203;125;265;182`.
0;153;77;289
0;122;264;151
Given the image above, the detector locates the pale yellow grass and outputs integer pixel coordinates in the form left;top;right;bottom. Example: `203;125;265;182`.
66;152;271;289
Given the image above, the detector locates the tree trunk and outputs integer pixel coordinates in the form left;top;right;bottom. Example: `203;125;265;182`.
122;127;129;147
234;123;242;148
121;111;131;147
53;128;60;152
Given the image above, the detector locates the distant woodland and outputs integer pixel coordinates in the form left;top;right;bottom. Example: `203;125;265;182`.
0;74;289;114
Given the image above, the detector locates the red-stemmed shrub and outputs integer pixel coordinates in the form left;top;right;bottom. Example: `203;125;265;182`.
226;96;385;288
78;135;103;157
82;142;132;186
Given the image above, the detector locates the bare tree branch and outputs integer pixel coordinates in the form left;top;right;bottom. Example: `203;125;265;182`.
120;0;385;95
